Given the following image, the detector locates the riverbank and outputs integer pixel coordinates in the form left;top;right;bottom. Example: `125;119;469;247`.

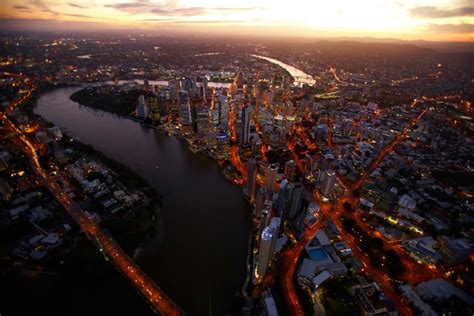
35;86;252;315
70;85;155;117
29;86;163;255
69;83;258;303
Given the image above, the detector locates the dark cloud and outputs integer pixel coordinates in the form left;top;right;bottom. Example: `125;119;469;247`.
63;13;95;18
13;5;30;10
29;0;59;15
104;0;154;14
105;0;259;16
428;23;474;34
141;18;247;24
13;5;31;11
68;3;88;9
170;19;248;24
409;6;474;18
150;7;208;17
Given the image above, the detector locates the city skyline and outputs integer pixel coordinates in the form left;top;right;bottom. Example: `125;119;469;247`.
1;0;473;41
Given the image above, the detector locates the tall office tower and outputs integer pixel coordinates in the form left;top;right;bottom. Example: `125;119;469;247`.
182;77;196;98
255;187;269;218
218;94;229;131
235;71;245;89
240;105;252;146
341;118;353;137
260;204;273;231
178;91;191;126
245;158;258;202
211;96;220;130
284;160;297;182
196;105;210;138
137;95;148;120
168;79;179;101
158;91;167;116
275;180;294;219
191;103;198;133
314;124;328;141
316;153;335;183
262;163;278;192
288;182;304;220
321;170;336;196
255;217;281;280
202;76;208;101
306;154;320;179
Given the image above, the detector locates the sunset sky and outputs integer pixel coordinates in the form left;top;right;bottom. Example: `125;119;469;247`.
1;0;473;40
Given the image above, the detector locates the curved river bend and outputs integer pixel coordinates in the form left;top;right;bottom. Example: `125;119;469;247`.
34;56;314;315
35;87;251;315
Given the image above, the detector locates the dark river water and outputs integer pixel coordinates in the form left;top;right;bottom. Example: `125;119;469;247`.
35;87;252;315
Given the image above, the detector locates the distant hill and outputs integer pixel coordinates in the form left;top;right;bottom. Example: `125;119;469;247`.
318;37;474;54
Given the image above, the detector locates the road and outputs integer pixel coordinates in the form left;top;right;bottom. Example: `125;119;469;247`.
2;76;184;315
280;220;324;315
278;106;430;315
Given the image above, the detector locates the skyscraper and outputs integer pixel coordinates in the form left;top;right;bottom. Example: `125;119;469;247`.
255;187;269;218
137;95;148;120
158;91;167;116
218;94;229;131
240;104;252;146
196;104;210;139
202;76;208;101
284;160;297;182
316;153;335;183
276;179;292;218
178;91;191;126
245;158;258;201
321;170;336;196
256;217;281;281
262;163;278;192
288;182;304;220
314;124;328;141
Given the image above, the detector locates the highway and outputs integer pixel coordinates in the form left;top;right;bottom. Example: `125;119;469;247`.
2;76;184;315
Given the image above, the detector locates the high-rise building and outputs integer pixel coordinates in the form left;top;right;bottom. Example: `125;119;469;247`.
262;163;278;192
256;217;281;280
341;118;353;137
218;94;229;131
284;160;297;182
240;104;252;146
288;182;304;220
182;77;196;98
314;124;328;141
196;104;210;138
178;91;192;126
275;179;292;218
137;95;148;120
158;91;167;116
202;76;208;101
168;79;179;101
307;154;320;179
321;170;336;196
245;158;258;201
255;187;269;218
235;71;244;90
316;153;335;183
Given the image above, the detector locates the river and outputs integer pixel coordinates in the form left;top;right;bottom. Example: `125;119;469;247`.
33;55;313;315
251;54;317;86
35;87;251;315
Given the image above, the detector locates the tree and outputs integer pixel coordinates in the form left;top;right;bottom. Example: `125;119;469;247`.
385;249;405;277
352;189;361;197
343;202;353;212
